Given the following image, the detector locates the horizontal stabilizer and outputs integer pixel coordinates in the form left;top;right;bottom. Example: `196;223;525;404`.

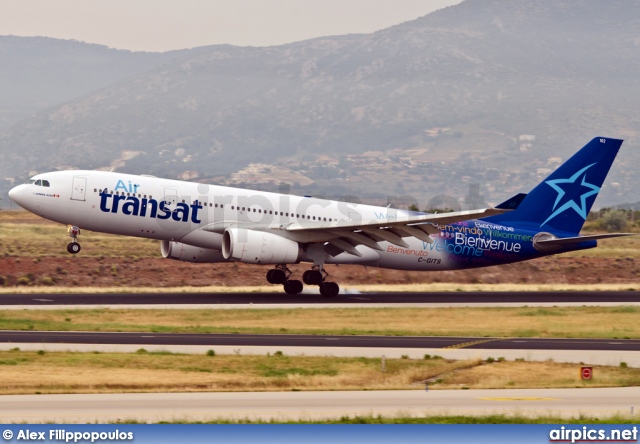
536;233;635;247
533;233;637;252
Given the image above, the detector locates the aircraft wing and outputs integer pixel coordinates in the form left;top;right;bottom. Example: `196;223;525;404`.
280;207;508;257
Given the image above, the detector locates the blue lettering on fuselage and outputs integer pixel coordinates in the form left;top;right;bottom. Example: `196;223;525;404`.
114;179;141;193
99;192;202;223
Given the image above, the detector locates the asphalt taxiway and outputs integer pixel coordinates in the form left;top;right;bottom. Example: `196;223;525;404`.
1;331;637;367
1;387;638;423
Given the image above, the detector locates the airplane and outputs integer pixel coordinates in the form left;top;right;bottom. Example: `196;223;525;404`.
8;137;633;297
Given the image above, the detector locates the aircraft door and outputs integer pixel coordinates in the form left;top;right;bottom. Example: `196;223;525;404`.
71;176;87;201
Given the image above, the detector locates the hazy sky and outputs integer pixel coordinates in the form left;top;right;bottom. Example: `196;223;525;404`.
1;0;463;52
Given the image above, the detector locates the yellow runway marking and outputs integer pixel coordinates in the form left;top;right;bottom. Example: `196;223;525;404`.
442;338;502;349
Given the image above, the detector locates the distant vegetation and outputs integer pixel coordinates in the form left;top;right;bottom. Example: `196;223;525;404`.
585;209;640;233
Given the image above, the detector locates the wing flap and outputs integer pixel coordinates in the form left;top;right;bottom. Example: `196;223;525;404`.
285;207;506;233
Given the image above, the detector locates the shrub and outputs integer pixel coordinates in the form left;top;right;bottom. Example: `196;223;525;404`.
600;210;628;232
17;276;31;286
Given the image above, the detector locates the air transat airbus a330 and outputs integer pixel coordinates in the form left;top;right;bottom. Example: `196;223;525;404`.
8;137;633;297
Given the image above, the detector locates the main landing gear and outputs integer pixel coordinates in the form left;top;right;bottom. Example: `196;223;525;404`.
66;225;81;254
266;265;340;297
304;266;340;298
266;265;304;295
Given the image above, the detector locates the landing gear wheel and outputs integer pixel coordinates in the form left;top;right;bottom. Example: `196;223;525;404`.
266;269;277;284
283;279;304;295
67;242;81;254
303;269;323;285
319;281;339;297
271;269;287;284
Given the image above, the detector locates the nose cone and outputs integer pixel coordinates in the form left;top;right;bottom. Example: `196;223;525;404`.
8;185;23;205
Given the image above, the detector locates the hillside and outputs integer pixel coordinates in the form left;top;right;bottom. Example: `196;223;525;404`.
0;37;203;131
1;0;639;208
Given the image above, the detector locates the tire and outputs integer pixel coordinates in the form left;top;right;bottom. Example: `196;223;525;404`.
271;269;287;284
266;269;276;284
284;279;303;295
67;242;81;254
303;269;323;285
319;281;339;297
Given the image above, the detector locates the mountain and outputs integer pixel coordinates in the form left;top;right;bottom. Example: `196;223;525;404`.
1;0;639;208
0;37;202;131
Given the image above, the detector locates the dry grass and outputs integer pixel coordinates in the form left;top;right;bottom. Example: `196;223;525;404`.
0;350;450;394
0;350;638;395
0;220;158;258
436;360;640;389
1;306;640;338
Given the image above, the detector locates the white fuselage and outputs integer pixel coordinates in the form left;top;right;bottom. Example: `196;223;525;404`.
9;170;461;270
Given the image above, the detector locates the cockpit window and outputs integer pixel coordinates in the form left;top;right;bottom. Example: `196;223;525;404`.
34;180;42;186
41;180;50;187
25;179;36;184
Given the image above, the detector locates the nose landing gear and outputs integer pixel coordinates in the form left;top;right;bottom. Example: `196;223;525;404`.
66;225;81;254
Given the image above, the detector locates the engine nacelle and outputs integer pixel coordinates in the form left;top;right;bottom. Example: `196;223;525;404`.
161;240;228;263
222;228;301;264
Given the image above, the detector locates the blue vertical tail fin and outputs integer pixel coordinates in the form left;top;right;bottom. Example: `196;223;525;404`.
482;137;623;234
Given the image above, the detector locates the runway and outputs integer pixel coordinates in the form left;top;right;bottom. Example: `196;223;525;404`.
1;387;637;423
1;290;640;309
2;330;640;351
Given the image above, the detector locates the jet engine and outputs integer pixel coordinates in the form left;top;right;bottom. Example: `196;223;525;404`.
161;240;228;263
222;228;301;264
